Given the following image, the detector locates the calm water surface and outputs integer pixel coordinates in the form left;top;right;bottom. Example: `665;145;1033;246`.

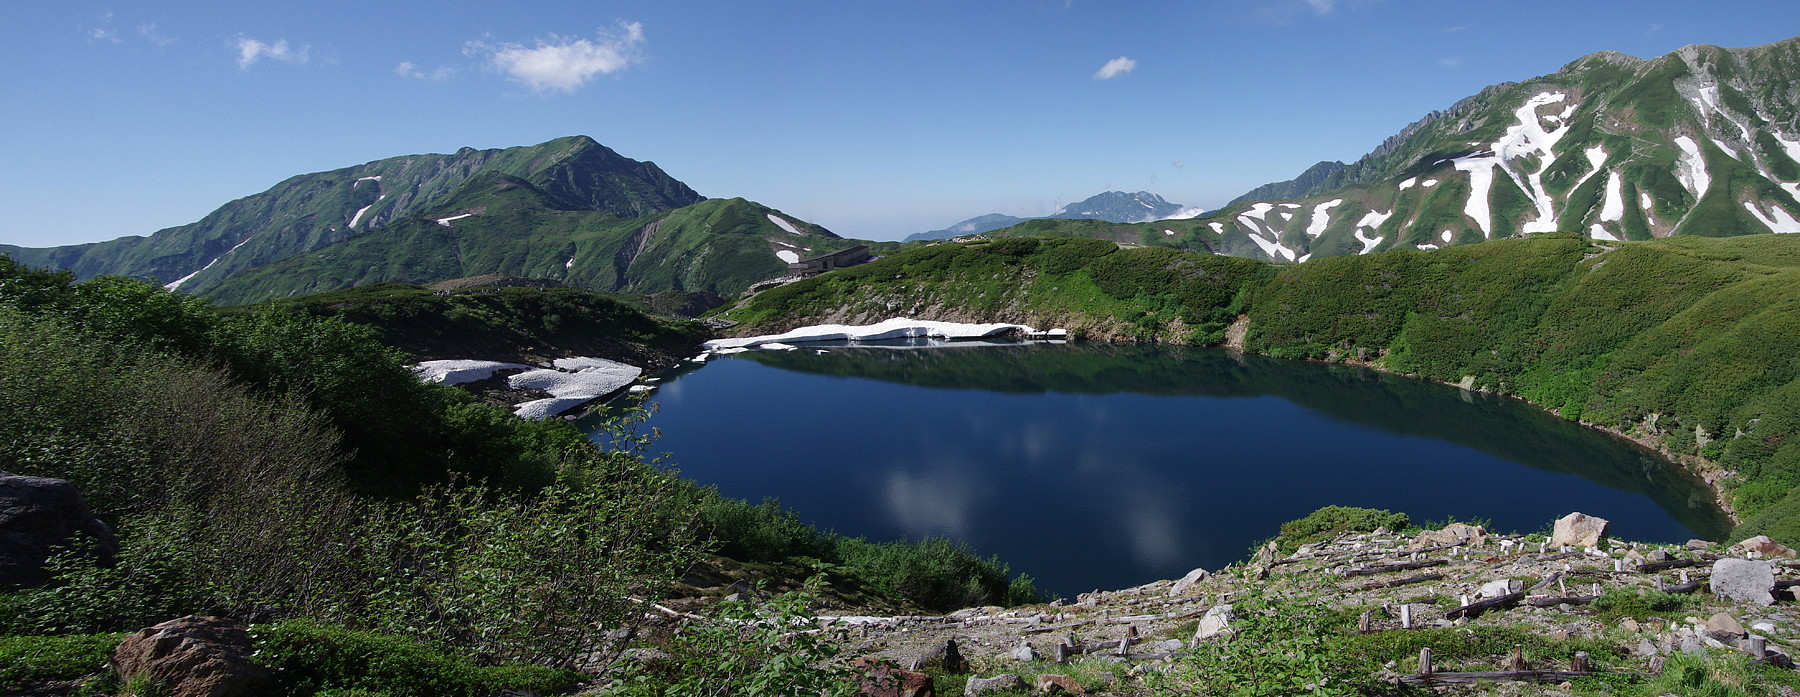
590;342;1728;598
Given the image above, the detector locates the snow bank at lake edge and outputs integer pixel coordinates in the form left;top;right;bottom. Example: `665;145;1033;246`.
704;318;1044;350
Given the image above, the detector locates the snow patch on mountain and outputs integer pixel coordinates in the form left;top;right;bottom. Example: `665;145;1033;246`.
1673;136;1711;197
1354;228;1384;254
164;236;253;290
1600;172;1625;223
1575;145;1609;192
436;213;474;226
1306;199;1342;237
1745;201;1800;233
775;250;800;263
1399;177;1417;190
350;195;384;229
766;213;805;235
1453;91;1576;237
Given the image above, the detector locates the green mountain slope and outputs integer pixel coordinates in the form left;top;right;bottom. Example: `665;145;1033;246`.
199;174;859;305
0;136;703;295
1004;36;1800;263
723;233;1800;544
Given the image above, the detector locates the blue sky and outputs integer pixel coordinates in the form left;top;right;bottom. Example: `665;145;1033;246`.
5;1;1799;246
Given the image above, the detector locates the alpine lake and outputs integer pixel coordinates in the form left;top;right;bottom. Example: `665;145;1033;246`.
582;340;1730;599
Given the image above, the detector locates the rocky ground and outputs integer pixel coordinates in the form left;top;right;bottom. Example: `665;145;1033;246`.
756;514;1800;695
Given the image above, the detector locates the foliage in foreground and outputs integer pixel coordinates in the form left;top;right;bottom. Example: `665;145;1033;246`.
250;620;584;697
0;633;122;694
1269;505;1411;555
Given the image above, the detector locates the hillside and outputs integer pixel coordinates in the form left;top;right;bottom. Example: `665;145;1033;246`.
721;233;1800;546
903;191;1201;242
1000;37;1800;263
0;136;703;296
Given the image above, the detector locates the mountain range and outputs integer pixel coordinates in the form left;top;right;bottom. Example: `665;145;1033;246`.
1;136;858;304
902;191;1201;242
1000;37;1800;262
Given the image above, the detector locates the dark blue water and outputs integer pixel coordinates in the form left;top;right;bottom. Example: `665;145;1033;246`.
593;342;1728;599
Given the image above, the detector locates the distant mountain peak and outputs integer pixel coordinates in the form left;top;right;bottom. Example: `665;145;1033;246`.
905;190;1200;242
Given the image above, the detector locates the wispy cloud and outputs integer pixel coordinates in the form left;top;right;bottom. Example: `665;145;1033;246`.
1093;56;1137;80
234;36;309;69
89;27;122;43
1438;56;1465;69
1304;0;1337;13
467;21;646;93
138;22;176;47
395;61;455;81
1253;0;1384;25
1645;22;1664;36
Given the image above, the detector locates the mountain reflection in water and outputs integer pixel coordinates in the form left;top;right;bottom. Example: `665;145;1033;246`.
596;341;1729;598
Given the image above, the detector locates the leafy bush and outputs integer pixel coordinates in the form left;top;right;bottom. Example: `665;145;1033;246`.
1272;506;1411;555
250;620;581;697
1589;587;1697;621
0;633;123;691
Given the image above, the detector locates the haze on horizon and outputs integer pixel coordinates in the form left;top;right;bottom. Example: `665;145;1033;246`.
5;1;1799;248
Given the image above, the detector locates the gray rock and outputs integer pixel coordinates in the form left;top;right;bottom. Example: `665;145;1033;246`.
965;674;1027;696
1713;558;1778;606
111;616;269;697
1704;612;1747;641
1169;567;1210;596
1680;637;1705;655
1010;642;1037;662
1635;639;1658;657
1479;579;1520;598
1193;604;1234;641
1649;548;1673;562
1551;512;1610;548
1145;639;1183;652
1687;539;1715;550
0;472;119;587
1753;621;1777;634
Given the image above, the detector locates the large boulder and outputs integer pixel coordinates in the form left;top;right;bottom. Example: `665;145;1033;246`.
110;616;269;697
1551;512;1610;548
1712;558;1777;606
0;472;119;587
1169;567;1210;596
1193;604;1234;641
1730;535;1798;559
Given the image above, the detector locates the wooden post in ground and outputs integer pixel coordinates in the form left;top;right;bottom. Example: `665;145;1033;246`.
1510;644;1525;672
1573;652;1589;672
1053;642;1070;664
1419;647;1432;676
1359;610;1370;633
1559;577;1568;596
1401;604;1412;629
1655;575;1665;591
1650;655;1666;674
1750;635;1767;660
1593;583;1602;597
1681;570;1691;585
1117;634;1132;657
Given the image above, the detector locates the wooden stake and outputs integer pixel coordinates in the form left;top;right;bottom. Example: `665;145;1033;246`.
1053;642;1070;664
1401;604;1412;629
1510;644;1525;672
1359;610;1371;633
1680;570;1691;585
1573;651;1589;672
1419;647;1433;675
1750;635;1767;659
1117;634;1132;656
1559;577;1568;596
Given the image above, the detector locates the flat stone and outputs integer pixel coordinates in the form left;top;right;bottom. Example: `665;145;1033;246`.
1035;674;1085;695
1410;522;1486;550
1479;579;1520;598
1635;639;1658;657
1680;637;1705;655
1753;621;1778;634
1010;643;1037;662
965;674;1027;696
1620;618;1641;633
1687;539;1715;550
1705;612;1747;640
1649;549;1673;562
1551;512;1610;548
1713;558;1778;606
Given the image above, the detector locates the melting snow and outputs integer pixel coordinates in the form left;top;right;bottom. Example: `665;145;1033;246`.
1640;192;1654;209
1208;222;1225;234
1673;136;1711;198
1353;229;1385;255
1599;172;1625;223
1453;91;1576;237
1783;183;1800;201
354;176;382;188
1695;86;1754;141
1278;203;1301;209
163;236;253;290
1441;230;1454;243
775;250;800;263
1399;177;1418;190
435;213;474;226
766;213;805;235
1588;224;1621;241
1776;134;1800;168
1163;229;1176;236
1745;201;1800;234
1306;199;1342;237
1417;243;1440;251
1712;138;1740;160
1573;145;1609;192
1245;233;1298;262
705;318;1038;349
350;194;384;229
413;360;533;386
1242;202;1275;221
1356;209;1394;230
508;357;643;420
1423;179;1438;187
565;256;577;269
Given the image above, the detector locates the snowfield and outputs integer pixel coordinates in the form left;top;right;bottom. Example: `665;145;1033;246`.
766;213;805;235
705;318;1041;350
413;359;534;386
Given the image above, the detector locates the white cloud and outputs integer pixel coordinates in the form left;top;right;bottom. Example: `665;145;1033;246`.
89;27;121;43
469;21;646;93
1438;56;1465;69
1646;22;1664;36
1093;56;1137;80
138;22;176;47
234;36;309;69
395;61;455;81
1305;0;1336;13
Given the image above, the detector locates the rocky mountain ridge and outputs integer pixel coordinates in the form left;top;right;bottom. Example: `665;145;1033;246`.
904;191;1200;242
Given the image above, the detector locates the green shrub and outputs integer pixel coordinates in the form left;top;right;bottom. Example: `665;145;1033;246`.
1589;587;1697;621
0;633;123;690
250;620;582;697
1273;506;1411;555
